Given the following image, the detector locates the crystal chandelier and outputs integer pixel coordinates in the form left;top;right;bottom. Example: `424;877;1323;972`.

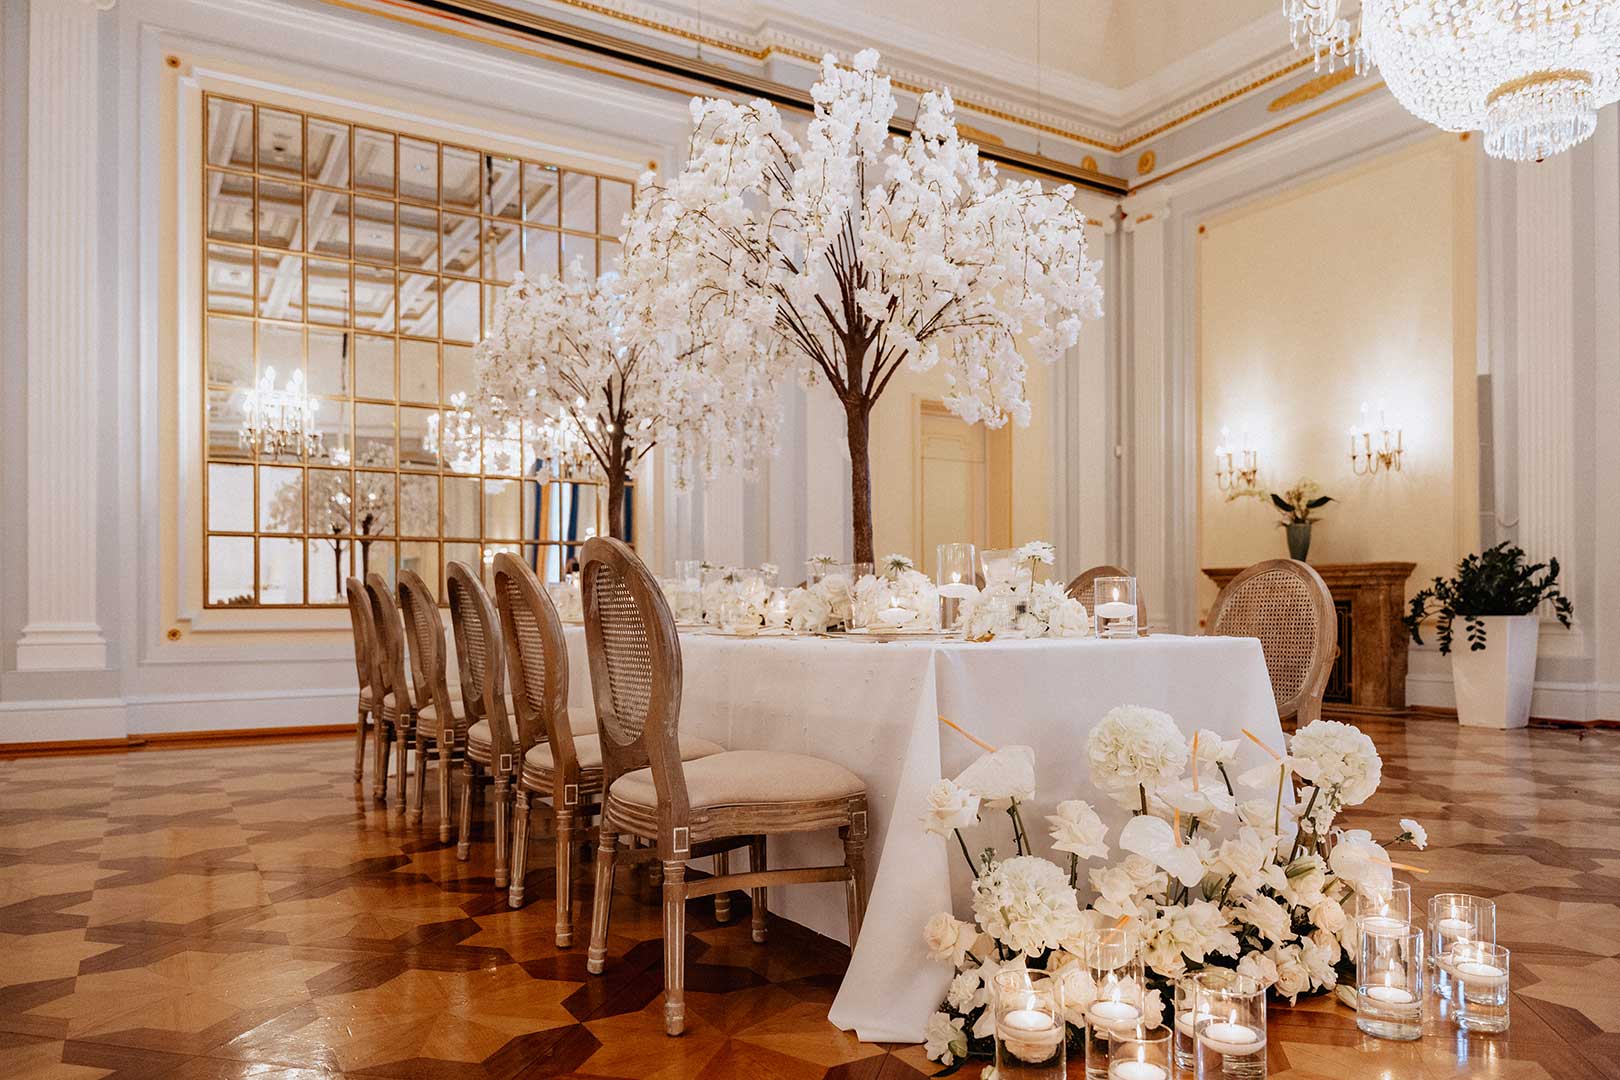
240;367;324;458
424;392;523;474
1284;1;1620;161
529;405;600;482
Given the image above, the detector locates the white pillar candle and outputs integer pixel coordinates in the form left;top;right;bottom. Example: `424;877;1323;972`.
1096;601;1136;620
1363;985;1417;1005
1197;1021;1265;1055
1454;961;1507;989
1109;1061;1168;1080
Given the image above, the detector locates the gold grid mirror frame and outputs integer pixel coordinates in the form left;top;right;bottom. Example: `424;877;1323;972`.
200;93;634;607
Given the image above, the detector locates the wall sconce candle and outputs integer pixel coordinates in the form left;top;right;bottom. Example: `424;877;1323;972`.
1214;425;1260;494
1349;400;1404;476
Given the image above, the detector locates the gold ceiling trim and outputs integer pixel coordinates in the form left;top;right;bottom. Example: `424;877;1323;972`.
1268;67;1357;112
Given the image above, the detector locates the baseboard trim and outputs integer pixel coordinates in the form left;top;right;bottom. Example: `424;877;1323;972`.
1402;705;1620;731
0;723;354;759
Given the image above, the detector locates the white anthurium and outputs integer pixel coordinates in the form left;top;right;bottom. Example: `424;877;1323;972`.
1118;814;1205;889
1327;829;1394;894
953;745;1036;806
1157;776;1237;818
1193;728;1240;770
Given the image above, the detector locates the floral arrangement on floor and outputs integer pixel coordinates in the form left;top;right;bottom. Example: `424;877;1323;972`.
851;554;941;629
919;709;1427;1069
956;540;1088;640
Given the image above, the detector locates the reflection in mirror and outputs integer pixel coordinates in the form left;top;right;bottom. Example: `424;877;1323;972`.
522;163;559;225
481;286;507;348
257;178;303;250
207;463;254;532
485;221;519;282
398;339;436;403
256;108;304;178
442;476;480;536
399;541;439;592
441;344;475;403
354;403;396;467
542;481;600;544
358;538;395;587
206;170;255;244
307;468;352;534
308;259;352;327
353;265;396;332
256;252;305;321
258;323;303;385
522;227;558;279
444;542;480;585
307;329;350;396
599;179;632;238
398;474;439;535
483;480;521;539
310;397;351;463
353;334;394;399
398;273;439;337
400;137;439;203
352;470;395;538
208;388;252;462
308;536;346;604
353;198;396;264
208;535;256;605
398;406;440;470
207;316;253;387
541;543;585;583
441;279;479;343
353;127;395;194
207;243;254;315
259;537;306;604
486;156;520;218
440;212;480;277
442;145;480;209
561;232;596;278
561;172;595;232
307;188;350;257
600;239;623;273
306;118;350;187
397;204;438;270
482;543;521;588
259;466;304;532
206;99;254;170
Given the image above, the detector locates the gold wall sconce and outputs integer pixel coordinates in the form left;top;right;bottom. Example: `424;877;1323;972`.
1349;400;1404;475
1214;426;1260;495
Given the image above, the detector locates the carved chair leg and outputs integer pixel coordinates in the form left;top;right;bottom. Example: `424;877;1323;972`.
553;805;576;946
587;825;619;975
353;706;369;781
492;774;511;888
842;813;868;947
393;722;410;811
662;858;688;1036
748;835;768;944
373;719;390;803
509;789;531;909
456;762;477;861
437;741;454;844
407;729;427;825
713;850;731;922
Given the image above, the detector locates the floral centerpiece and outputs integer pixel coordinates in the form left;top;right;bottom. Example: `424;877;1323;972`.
700;568;772;632
850;554;941;629
955;541;1088;639
920;709;1425;1068
785;573;853;633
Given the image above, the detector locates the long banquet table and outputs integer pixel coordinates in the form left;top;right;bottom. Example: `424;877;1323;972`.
559;627;1284;1043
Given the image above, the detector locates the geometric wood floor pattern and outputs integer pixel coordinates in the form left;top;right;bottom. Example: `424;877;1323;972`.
1;716;1617;1079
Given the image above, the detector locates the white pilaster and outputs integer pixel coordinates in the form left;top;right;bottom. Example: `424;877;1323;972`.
16;0;109;671
1122;189;1173;631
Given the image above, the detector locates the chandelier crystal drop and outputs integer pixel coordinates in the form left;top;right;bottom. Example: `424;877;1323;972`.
240;367;324;459
1283;1;1620;162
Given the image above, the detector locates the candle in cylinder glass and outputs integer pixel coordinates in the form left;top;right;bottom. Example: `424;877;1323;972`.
1353;879;1411;939
842;563;874;628
936;543;978;629
1081;927;1144;1080
1356;924;1424;1040
1093;576;1138;638
1453;941;1510;1033
1173;970;1231;1073
991;968;1066;1080
1108;1026;1170;1080
1193;973;1266;1080
1428;893;1495;999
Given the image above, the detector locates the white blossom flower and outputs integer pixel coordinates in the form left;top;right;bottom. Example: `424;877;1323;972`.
1236;893;1292;945
924;1011;968;1066
1236;951;1279;990
971;856;1084;957
1327;828;1393;894
946;968;983;1012
1300;934;1339;989
880;553;915;576
1288;720;1382;810
1047;800;1109;860
1119;815;1206;888
1310;897;1348;935
1398;818;1428;849
1270;943;1312;1003
955;745;1036;806
1211;825;1277;895
1046;951;1097;1026
1193;729;1240;770
1015;540;1056;565
922;778;982;837
1087;706;1189;808
923;912;981;968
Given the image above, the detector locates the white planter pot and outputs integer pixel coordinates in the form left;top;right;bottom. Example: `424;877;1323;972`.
1449;615;1540;729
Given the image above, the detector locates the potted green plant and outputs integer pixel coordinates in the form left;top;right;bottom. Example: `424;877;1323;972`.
1403;543;1573;729
1269;479;1333;561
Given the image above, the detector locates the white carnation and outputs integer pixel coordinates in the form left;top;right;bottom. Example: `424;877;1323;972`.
924;1011;968;1066
1399;818;1428;850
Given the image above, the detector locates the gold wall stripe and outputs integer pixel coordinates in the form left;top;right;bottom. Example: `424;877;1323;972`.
1268;67;1356;112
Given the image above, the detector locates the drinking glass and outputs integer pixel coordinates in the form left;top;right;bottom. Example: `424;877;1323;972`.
1081;927;1144;1080
1108;1026;1170;1080
1194;973;1266;1079
1093;576;1138;638
936;543;977;629
1429;893;1496;998
1453;941;1510;1033
991;967;1066;1080
1356;924;1424;1040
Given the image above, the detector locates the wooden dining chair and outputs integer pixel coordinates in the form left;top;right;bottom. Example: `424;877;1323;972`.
494;553;726;939
1205;558;1338;726
365;572;414;809
447;560;518;887
398;569;466;842
345;577;382;786
580;537;869;1036
1064;563;1150;630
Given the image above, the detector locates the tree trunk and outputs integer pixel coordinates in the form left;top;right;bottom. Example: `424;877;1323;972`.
845;402;874;565
606;466;627;542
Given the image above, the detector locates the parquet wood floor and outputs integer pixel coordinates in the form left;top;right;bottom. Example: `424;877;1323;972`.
1;717;1616;1078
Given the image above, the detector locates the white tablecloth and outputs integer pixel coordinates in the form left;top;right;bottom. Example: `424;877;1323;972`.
560;628;1283;1043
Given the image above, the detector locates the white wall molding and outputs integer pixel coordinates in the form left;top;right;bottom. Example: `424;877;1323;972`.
16;0;109;671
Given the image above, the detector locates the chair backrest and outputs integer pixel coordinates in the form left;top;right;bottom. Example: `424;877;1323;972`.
580;537;689;832
365;572;410;710
1206;558;1337;723
493;551;570;766
397;569;456;729
446;560;513;763
345;576;379;696
1065;564;1149;629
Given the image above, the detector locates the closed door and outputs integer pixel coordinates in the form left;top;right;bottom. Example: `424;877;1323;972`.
919;402;988;573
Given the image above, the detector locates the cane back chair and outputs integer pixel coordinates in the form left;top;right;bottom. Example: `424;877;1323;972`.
398;569;467;841
1205;558;1338;726
1064;563;1150;632
447;560;519;887
365;573;415;809
345;577;382;785
581;537;869;1036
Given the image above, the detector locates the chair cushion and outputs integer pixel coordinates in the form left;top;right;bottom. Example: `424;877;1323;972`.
609;750;865;810
416;698;464;728
359;687;374;709
466;710;517;753
525;732;724;774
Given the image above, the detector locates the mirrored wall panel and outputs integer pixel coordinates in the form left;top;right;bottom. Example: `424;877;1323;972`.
202;93;635;606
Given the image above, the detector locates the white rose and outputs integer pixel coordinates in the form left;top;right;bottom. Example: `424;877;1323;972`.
1310;898;1347;934
922;778;981;836
924;911;980;968
1046;799;1109;860
1270;943;1312;1003
1236;951;1279;990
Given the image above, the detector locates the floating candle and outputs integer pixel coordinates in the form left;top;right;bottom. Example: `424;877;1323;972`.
1363;985;1418;1006
1087;999;1143;1032
1198;1020;1265;1056
1096;601;1136;620
1454;960;1507;989
1360;915;1408;937
1435;916;1472;936
877;604;915;627
1109;1060;1168;1080
1173;1009;1211;1036
998;1007;1062;1063
1001;1008;1055;1032
938;582;976;599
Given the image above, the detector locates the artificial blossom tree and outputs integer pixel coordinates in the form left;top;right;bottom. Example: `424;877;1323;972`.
620;50;1104;562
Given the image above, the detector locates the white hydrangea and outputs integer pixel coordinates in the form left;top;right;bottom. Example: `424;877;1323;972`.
1288;719;1382;810
970;855;1084;957
1086;706;1189;808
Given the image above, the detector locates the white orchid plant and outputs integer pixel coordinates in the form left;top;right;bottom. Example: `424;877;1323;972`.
920;710;1427;1069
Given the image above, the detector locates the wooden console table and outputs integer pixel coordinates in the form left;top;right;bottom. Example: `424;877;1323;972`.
1203;562;1417;715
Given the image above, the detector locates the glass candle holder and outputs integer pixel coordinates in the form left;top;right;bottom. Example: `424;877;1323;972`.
1108;1026;1170;1080
1093;576;1138;639
1453;941;1510;1033
843;563;874;627
1357;924;1424;1040
1428;893;1496;998
804;557;835;586
1174;970;1234;1073
1081;928;1144;1080
980;548;1018;588
1194;973;1266;1080
936;543;978;629
991;967;1066;1080
1353;879;1411;940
